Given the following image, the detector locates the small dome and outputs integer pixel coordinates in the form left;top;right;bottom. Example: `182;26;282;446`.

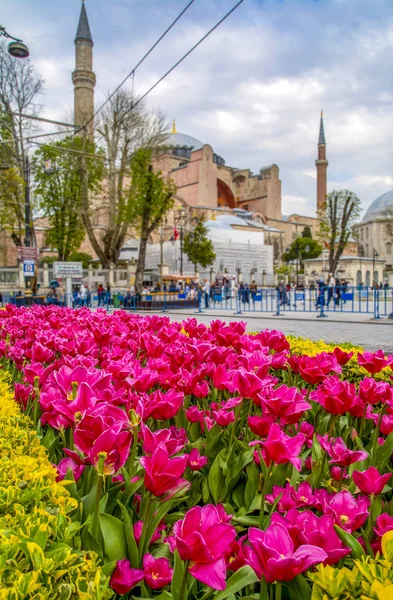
363;190;393;222
165;132;204;150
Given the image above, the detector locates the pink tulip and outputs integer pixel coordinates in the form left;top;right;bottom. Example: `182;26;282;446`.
263;385;311;424
142;426;187;456
245;523;327;583
186;448;208;471
110;559;144;595
224;537;247;572
231;368;264;399
325;491;369;533
374;513;393;538
140;445;189;497
352;467;391;495
143;554;173;589
332;347;354;366
311;376;356;415
173;505;236;590
297;352;341;384
358;350;389;374
359;377;390;404
256;423;305;470
133;521;165;546
317;435;368;467
55;457;85;482
144;389;184;421
248;415;274;437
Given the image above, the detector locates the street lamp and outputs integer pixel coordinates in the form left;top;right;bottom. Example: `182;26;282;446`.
178;205;186;276
0;25;29;58
372;248;379;286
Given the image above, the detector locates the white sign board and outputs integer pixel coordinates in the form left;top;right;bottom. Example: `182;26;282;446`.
23;260;35;277
53;262;83;278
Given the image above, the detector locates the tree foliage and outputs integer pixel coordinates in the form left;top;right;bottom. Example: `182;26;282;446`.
80;90;167;267
318;189;361;274
0;42;44;243
128;148;176;292
302;226;312;239
183;216;216;272
33;137;104;261
282;237;322;263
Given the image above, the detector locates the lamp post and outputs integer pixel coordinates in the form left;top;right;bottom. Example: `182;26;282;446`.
178;206;186;276
372;248;379;286
0;25;29;58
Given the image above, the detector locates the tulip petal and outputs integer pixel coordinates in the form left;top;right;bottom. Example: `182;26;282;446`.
189;558;227;590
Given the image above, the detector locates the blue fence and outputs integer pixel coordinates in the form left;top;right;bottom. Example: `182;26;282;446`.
1;286;393;318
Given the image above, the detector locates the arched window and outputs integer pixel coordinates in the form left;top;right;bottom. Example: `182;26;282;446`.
374;270;379;284
365;270;371;286
360;229;364;240
365;244;369;256
366;227;369;239
356;270;362;284
386;242;392;255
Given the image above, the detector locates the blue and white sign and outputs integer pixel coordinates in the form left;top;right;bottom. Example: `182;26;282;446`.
23;260;35;277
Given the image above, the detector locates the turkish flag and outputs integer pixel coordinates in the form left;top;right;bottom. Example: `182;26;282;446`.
173;228;180;241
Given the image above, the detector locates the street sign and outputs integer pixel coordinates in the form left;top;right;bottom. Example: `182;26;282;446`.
23;260;35;277
17;246;39;261
53;262;83;278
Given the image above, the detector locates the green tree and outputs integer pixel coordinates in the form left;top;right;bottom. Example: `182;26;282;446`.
69;251;93;269
318;189;361;274
128;148;176;292
302;226;312;239
282;237;322;264
183;216;216;273
33;137;104;261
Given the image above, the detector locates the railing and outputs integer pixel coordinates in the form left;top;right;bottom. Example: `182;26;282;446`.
1;286;392;318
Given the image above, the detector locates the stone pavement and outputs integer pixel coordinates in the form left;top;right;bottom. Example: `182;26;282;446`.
135;308;393;353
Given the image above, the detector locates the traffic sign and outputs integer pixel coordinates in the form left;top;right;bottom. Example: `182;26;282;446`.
18;247;39;261
23;260;35;277
53;262;83;278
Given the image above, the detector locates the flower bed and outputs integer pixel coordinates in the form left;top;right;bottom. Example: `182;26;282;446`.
0;370;111;599
1;305;393;599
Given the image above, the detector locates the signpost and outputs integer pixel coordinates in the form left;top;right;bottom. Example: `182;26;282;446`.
53;263;83;308
53;262;83;278
23;260;35;277
18;247;39;261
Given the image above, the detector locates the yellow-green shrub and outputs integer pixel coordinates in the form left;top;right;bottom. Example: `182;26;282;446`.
0;372;113;599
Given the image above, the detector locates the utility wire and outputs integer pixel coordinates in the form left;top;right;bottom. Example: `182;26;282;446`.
120;0;244;119
80;0;196;133
27;139;108;161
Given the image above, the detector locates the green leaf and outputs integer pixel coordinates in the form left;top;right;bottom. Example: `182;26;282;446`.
208;449;226;503
214;566;259;600
286;574;311;600
245;462;260;511
374;431;393;471
99;513;127;562
118;501;139;567
333;525;366;559
171;549;185;600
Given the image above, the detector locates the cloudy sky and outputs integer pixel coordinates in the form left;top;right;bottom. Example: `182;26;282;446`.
2;0;393;217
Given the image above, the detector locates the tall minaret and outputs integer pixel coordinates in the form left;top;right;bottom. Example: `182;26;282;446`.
315;111;328;212
72;0;96;137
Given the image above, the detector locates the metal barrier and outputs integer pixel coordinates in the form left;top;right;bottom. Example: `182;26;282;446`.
1;286;392;318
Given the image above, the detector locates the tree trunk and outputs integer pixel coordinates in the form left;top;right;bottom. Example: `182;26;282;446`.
79;157;109;267
135;232;149;293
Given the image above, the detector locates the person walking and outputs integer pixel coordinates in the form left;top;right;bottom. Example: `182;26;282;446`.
326;273;335;307
203;279;210;308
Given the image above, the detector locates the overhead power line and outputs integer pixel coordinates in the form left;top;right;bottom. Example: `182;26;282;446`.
80;0;196;133
120;0;244;119
2;111;78;129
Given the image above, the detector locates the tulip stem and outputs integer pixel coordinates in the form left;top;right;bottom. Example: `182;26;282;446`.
371;406;386;466
179;561;189;600
259;461;274;529
93;474;103;540
275;582;282;600
259;577;269;600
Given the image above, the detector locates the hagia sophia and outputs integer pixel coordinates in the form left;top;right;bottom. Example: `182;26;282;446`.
1;1;393;286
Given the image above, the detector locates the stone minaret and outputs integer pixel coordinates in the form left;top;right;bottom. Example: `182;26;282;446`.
315;111;328;212
72;0;96;137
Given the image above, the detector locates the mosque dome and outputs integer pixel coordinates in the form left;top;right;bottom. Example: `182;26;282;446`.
164;120;204;150
165;131;204;150
362;190;393;222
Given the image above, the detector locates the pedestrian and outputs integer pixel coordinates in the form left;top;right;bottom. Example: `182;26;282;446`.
79;283;87;307
203;279;210;308
326;273;335;307
97;283;104;306
250;279;257;302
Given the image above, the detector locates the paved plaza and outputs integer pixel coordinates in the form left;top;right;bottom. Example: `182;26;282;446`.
138;309;393;353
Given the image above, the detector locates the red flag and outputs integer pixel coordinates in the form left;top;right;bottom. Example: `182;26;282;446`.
173;228;180;241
